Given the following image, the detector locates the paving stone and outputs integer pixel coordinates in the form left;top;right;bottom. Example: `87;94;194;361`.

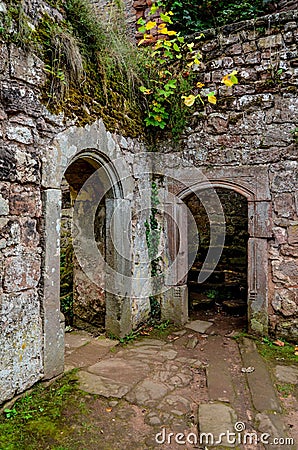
186;336;199;349
157;394;191;416
176;356;197;365
185;320;213;333
239;338;282;413
128;346;161;355
172;330;187;336
205;336;236;402
64;331;92;350
87;358;150;386
65;340;112;368
95;337;119;347
133;339;166;347
157;349;178;360
125;379;170;406
152;368;193;388
255;412;295;450
77;371;129;398
275;365;298;384
198;403;237;448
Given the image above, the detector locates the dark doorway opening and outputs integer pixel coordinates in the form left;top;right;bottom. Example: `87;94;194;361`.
185;188;249;331
60;158;107;332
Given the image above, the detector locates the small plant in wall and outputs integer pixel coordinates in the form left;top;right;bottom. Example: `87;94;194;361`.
138;1;239;134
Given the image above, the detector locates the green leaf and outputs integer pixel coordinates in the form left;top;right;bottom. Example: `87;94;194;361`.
230;75;238;84
160;13;172;23
173;42;180;52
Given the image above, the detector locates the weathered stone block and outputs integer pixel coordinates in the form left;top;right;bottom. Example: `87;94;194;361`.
0;290;43;403
258;34;283;49
6;124;33;144
10;44;45;86
0;193;9;215
0;146;16;181
272;258;298;284
272;288;298;317
9;184;41;216
3;252;41;292
1;82;43;117
273;226;287;245
274;193;294;218
288;223;298;244
15;148;40;184
42;189;64;379
20;218;40;247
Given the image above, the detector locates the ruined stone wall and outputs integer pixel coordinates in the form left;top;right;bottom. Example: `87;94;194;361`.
0;0;150;405
169;9;298;340
0;36;65;402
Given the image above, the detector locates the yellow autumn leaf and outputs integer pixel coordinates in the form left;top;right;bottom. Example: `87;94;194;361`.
222;76;234;87
154;41;163;50
207;94;217;105
181;94;197;107
167;30;177;36
138;33;154;46
158;23;166;29
154;115;162;122
222;70;238;86
196;82;205;88
145;21;156;31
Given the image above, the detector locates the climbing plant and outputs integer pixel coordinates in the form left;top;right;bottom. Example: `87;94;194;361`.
138;2;238;134
162;0;270;35
145;181;162;320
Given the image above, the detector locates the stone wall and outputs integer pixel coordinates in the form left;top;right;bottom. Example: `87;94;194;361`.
0;37;64;402
1;0;298;406
0;0;150;405
171;9;298;340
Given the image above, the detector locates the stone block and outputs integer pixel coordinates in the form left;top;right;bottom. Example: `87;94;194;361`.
288;223;298;244
9;184;41;216
258;34;283;49
274;193;294;219
6;124;33;144
20;218;40;247
3;252;41;292
273;227;287;245
15;148;40;184
272;258;298;284
0;146;16;181
10;44;45;86
272;288;298;317
198;403;237;447
0;193;9;215
0;290;43;403
1;82;43;117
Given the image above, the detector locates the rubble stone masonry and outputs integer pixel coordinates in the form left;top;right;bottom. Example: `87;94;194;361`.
0;0;298;405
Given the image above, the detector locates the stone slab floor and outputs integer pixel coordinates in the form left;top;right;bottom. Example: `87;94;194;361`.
65;320;298;450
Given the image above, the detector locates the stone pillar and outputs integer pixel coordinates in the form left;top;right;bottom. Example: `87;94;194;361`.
105;198;133;338
247;237;269;335
41;189;64;379
162;200;189;325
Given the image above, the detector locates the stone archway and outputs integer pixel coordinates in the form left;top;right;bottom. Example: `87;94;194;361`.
162;165;272;336
41;120;133;379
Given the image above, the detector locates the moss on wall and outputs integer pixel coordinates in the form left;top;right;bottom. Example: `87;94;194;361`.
0;0;146;137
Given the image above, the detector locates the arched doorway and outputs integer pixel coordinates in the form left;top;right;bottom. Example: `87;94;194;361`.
162;165;272;337
60;157;109;332
185;187;249;330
